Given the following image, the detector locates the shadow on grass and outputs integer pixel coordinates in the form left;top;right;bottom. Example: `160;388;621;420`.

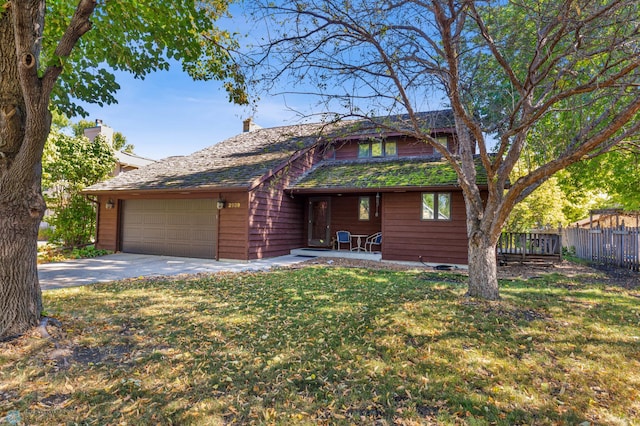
1;267;638;424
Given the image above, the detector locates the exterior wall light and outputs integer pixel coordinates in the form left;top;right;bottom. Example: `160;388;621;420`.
216;199;226;210
105;199;115;210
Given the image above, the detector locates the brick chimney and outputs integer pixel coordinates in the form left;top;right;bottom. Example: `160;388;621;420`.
243;118;262;133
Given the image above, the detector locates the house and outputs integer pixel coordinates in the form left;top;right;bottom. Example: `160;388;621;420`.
83;110;487;264
84;120;156;175
570;209;640;229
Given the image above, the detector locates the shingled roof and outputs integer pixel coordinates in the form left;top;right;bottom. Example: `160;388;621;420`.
335;110;455;139
288;156;488;192
84;122;336;193
84;110;457;193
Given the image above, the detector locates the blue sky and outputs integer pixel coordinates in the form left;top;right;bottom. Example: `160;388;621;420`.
77;4;449;161
79;68;304;160
78;5;309;161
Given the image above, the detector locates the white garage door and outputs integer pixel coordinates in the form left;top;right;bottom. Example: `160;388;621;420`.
121;199;217;258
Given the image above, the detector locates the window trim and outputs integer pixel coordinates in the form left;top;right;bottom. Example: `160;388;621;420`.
357;139;398;158
435;136;449;146
385;141;397;157
421;192;451;221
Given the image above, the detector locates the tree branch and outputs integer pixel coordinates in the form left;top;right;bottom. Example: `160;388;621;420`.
42;0;96;97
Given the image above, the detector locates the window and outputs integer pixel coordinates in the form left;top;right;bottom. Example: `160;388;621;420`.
432;136;449;157
385;141;397;156
421;193;451;220
435;136;448;146
371;140;383;157
358;144;369;158
358;139;398;158
437;193;451;220
359;196;370;220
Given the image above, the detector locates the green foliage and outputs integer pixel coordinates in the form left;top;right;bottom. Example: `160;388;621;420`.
47;194;97;248
468;1;639;151
71;119;97;138
42;1;247;117
38;244;111;264
113;132;134;153
505;175;569;232
68;245;111;259
37;225;55;242
469;1;640;218
564;148;640;211
43;127;115;247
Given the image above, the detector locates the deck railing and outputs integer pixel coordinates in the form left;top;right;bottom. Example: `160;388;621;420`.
497;232;562;262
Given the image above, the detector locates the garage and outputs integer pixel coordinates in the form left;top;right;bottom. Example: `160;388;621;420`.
121;199;217;258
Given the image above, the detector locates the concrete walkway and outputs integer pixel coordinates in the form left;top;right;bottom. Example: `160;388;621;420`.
38;253;313;291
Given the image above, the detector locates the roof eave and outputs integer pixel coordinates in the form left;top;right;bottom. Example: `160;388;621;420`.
286;184;479;195
82;185;250;196
334;127;456;141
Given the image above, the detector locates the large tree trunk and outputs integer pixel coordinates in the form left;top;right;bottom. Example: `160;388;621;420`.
0;1;96;339
462;181;501;301
466;230;500;300
0;186;44;339
0;4;49;340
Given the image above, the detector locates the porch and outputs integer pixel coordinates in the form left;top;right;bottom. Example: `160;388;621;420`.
290;247;382;261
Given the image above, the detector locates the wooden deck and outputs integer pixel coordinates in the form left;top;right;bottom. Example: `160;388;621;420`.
497;232;562;264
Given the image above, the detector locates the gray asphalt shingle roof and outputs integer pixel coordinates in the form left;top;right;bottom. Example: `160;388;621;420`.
84;110;456;193
84;122;334;192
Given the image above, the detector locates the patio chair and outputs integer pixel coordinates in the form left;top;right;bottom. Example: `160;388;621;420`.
365;232;382;252
336;230;352;251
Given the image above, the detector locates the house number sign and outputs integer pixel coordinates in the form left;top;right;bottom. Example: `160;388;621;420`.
227;202;241;209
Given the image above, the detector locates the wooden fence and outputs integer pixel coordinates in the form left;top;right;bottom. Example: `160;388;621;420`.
498;232;562;263
563;226;640;271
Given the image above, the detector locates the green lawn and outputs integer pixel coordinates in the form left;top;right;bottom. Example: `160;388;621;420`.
1;265;639;425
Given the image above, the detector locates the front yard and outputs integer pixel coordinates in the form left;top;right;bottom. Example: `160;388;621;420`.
1;263;639;425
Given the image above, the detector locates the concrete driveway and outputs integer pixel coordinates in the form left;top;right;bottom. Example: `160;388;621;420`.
38;253;311;291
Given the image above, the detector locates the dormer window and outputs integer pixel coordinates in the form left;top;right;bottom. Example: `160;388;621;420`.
358;139;397;158
435;136;448;146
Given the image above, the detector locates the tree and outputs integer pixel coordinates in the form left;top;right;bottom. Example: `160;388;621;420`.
43;125;115;247
249;0;640;299
563;145;640;211
0;1;246;340
504;174;568;232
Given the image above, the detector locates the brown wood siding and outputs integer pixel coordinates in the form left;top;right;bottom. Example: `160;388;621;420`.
95;195;119;251
94;191;253;260
248;149;321;259
382;191;468;264
218;192;250;260
334;141;359;159
329;195;382;241
398;138;435;157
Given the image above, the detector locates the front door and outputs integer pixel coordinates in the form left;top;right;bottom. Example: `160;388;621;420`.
308;197;331;247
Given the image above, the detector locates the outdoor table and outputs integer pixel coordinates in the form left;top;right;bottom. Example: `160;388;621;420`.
350;234;368;252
